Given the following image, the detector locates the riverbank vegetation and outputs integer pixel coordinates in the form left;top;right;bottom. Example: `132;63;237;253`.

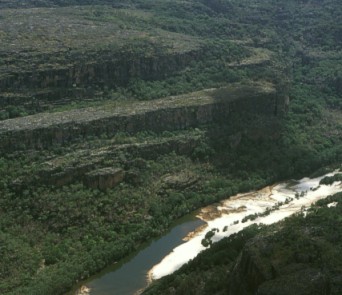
144;191;342;294
0;0;341;294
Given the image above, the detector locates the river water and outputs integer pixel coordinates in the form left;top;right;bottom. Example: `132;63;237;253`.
71;216;204;295
74;170;341;295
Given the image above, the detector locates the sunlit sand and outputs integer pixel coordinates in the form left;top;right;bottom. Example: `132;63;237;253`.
149;171;341;280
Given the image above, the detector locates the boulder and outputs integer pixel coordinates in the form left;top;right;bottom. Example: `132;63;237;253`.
162;171;199;190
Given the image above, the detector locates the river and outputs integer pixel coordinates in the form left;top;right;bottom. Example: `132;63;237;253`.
73;170;341;295
70;215;204;295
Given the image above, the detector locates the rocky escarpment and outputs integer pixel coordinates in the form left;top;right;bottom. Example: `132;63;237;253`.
0;5;203;110
0;82;285;152
84;168;125;190
22;135;202;189
0;93;223;151
0;49;202;108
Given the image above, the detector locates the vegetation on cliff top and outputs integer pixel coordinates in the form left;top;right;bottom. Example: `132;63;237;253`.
0;0;279;118
0;0;341;294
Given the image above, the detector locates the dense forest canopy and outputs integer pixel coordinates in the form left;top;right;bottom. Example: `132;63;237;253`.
0;0;341;294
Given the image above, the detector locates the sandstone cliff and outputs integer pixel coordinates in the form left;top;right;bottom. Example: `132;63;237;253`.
0;82;284;152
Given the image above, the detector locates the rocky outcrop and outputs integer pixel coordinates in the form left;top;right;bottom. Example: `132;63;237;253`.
0;101;223;151
161;171;199;190
228;237;276;295
31;136;202;188
0;4;204;110
228;232;332;295
84;168;124;190
0;83;283;152
0;49;202;108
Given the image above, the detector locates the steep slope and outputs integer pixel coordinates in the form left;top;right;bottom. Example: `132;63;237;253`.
0;0;341;294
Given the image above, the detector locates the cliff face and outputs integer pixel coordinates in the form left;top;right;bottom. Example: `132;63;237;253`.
0;4;205;111
0;100;224;151
84;168;125;190
0;83;283;152
0;49;201;108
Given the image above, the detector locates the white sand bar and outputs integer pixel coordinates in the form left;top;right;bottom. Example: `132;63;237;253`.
149;171;342;280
